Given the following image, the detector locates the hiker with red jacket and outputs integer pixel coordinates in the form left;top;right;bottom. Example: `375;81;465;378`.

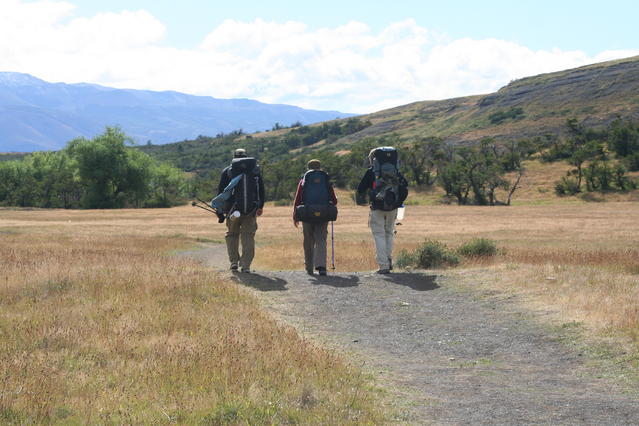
293;159;338;276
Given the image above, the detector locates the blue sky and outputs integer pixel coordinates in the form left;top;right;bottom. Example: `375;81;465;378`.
70;0;638;54
3;0;638;113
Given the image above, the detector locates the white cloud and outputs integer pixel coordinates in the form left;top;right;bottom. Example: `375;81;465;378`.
1;0;638;114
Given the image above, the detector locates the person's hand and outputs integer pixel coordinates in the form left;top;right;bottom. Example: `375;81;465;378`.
256;208;263;217
294;220;299;228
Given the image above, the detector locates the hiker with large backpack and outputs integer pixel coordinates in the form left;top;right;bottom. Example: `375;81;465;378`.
216;148;265;273
293;159;338;276
356;147;408;274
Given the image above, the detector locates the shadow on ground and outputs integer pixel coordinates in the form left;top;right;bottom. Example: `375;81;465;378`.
232;273;288;291
311;274;360;288
382;272;440;291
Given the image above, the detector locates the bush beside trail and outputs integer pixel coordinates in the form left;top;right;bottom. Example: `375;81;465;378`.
457;238;499;257
397;238;499;269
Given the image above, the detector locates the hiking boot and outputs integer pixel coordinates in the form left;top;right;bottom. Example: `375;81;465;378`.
306;269;314;276
230;263;238;272
316;267;327;276
376;268;390;275
241;267;251;273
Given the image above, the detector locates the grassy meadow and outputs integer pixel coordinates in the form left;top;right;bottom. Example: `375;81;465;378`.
0;209;384;424
2;195;639;422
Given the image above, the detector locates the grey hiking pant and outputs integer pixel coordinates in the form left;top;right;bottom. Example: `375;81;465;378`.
369;208;397;270
225;213;257;269
302;221;328;271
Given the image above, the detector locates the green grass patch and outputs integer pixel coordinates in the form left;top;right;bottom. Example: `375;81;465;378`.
396;240;460;269
457;238;499;257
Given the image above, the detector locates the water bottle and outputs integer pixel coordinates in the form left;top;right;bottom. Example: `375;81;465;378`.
396;204;405;222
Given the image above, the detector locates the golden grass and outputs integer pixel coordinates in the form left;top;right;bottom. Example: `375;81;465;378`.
254;201;639;269
450;263;639;342
0;211;384;423
3;198;639;421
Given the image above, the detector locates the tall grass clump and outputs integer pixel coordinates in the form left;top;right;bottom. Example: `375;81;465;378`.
457;238;499;258
397;240;460;269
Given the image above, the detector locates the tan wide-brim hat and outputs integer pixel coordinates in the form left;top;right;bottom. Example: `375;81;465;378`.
307;159;321;170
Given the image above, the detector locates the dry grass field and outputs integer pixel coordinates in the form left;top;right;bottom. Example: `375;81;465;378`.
2;199;639;422
0;209;384;424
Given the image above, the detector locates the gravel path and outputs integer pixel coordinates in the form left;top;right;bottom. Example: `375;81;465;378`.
184;245;639;425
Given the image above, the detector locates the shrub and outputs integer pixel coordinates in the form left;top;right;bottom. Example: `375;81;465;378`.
395;249;415;268
457;238;498;257
412;240;460;269
624;152;639;172
555;176;580;195
489;107;524;125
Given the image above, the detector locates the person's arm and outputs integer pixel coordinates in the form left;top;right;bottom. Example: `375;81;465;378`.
356;168;373;205
397;174;409;207
357;168;373;194
257;174;265;209
328;183;337;205
292;179;303;227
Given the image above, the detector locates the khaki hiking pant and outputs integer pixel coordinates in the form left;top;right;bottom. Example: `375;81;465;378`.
302;222;328;272
225;213;257;269
369;208;397;270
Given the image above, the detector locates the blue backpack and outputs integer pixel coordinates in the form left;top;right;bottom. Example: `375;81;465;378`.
295;170;338;223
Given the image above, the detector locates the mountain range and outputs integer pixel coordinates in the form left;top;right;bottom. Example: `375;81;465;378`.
0;73;352;153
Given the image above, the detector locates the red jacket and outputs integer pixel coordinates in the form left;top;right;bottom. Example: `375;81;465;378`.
293;173;337;221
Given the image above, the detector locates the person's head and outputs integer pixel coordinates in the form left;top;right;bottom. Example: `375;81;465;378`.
234;148;247;158
307;159;321;170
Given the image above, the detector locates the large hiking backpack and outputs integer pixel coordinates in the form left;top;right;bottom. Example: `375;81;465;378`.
227;157;261;215
371;147;402;211
295;170;338;223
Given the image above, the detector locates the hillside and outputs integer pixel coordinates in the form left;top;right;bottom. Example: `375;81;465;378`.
0;72;352;152
335;55;639;146
137;55;639;169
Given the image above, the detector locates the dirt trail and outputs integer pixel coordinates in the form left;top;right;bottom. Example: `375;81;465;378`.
183;245;639;425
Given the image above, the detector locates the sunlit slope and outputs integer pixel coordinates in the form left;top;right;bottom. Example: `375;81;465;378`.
337;55;639;146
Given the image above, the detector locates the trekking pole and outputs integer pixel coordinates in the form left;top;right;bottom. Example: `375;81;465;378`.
191;200;218;215
331;221;335;270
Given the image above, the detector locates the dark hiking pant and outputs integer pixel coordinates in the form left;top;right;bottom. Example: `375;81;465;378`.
302;221;328;272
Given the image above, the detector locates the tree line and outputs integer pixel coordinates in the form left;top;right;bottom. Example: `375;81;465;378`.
254;118;639;206
0;128;187;208
545;118;638;194
2;117;638;209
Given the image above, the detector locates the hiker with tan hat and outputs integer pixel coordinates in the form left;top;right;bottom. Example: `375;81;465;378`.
293;159;338;276
216;148;265;273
